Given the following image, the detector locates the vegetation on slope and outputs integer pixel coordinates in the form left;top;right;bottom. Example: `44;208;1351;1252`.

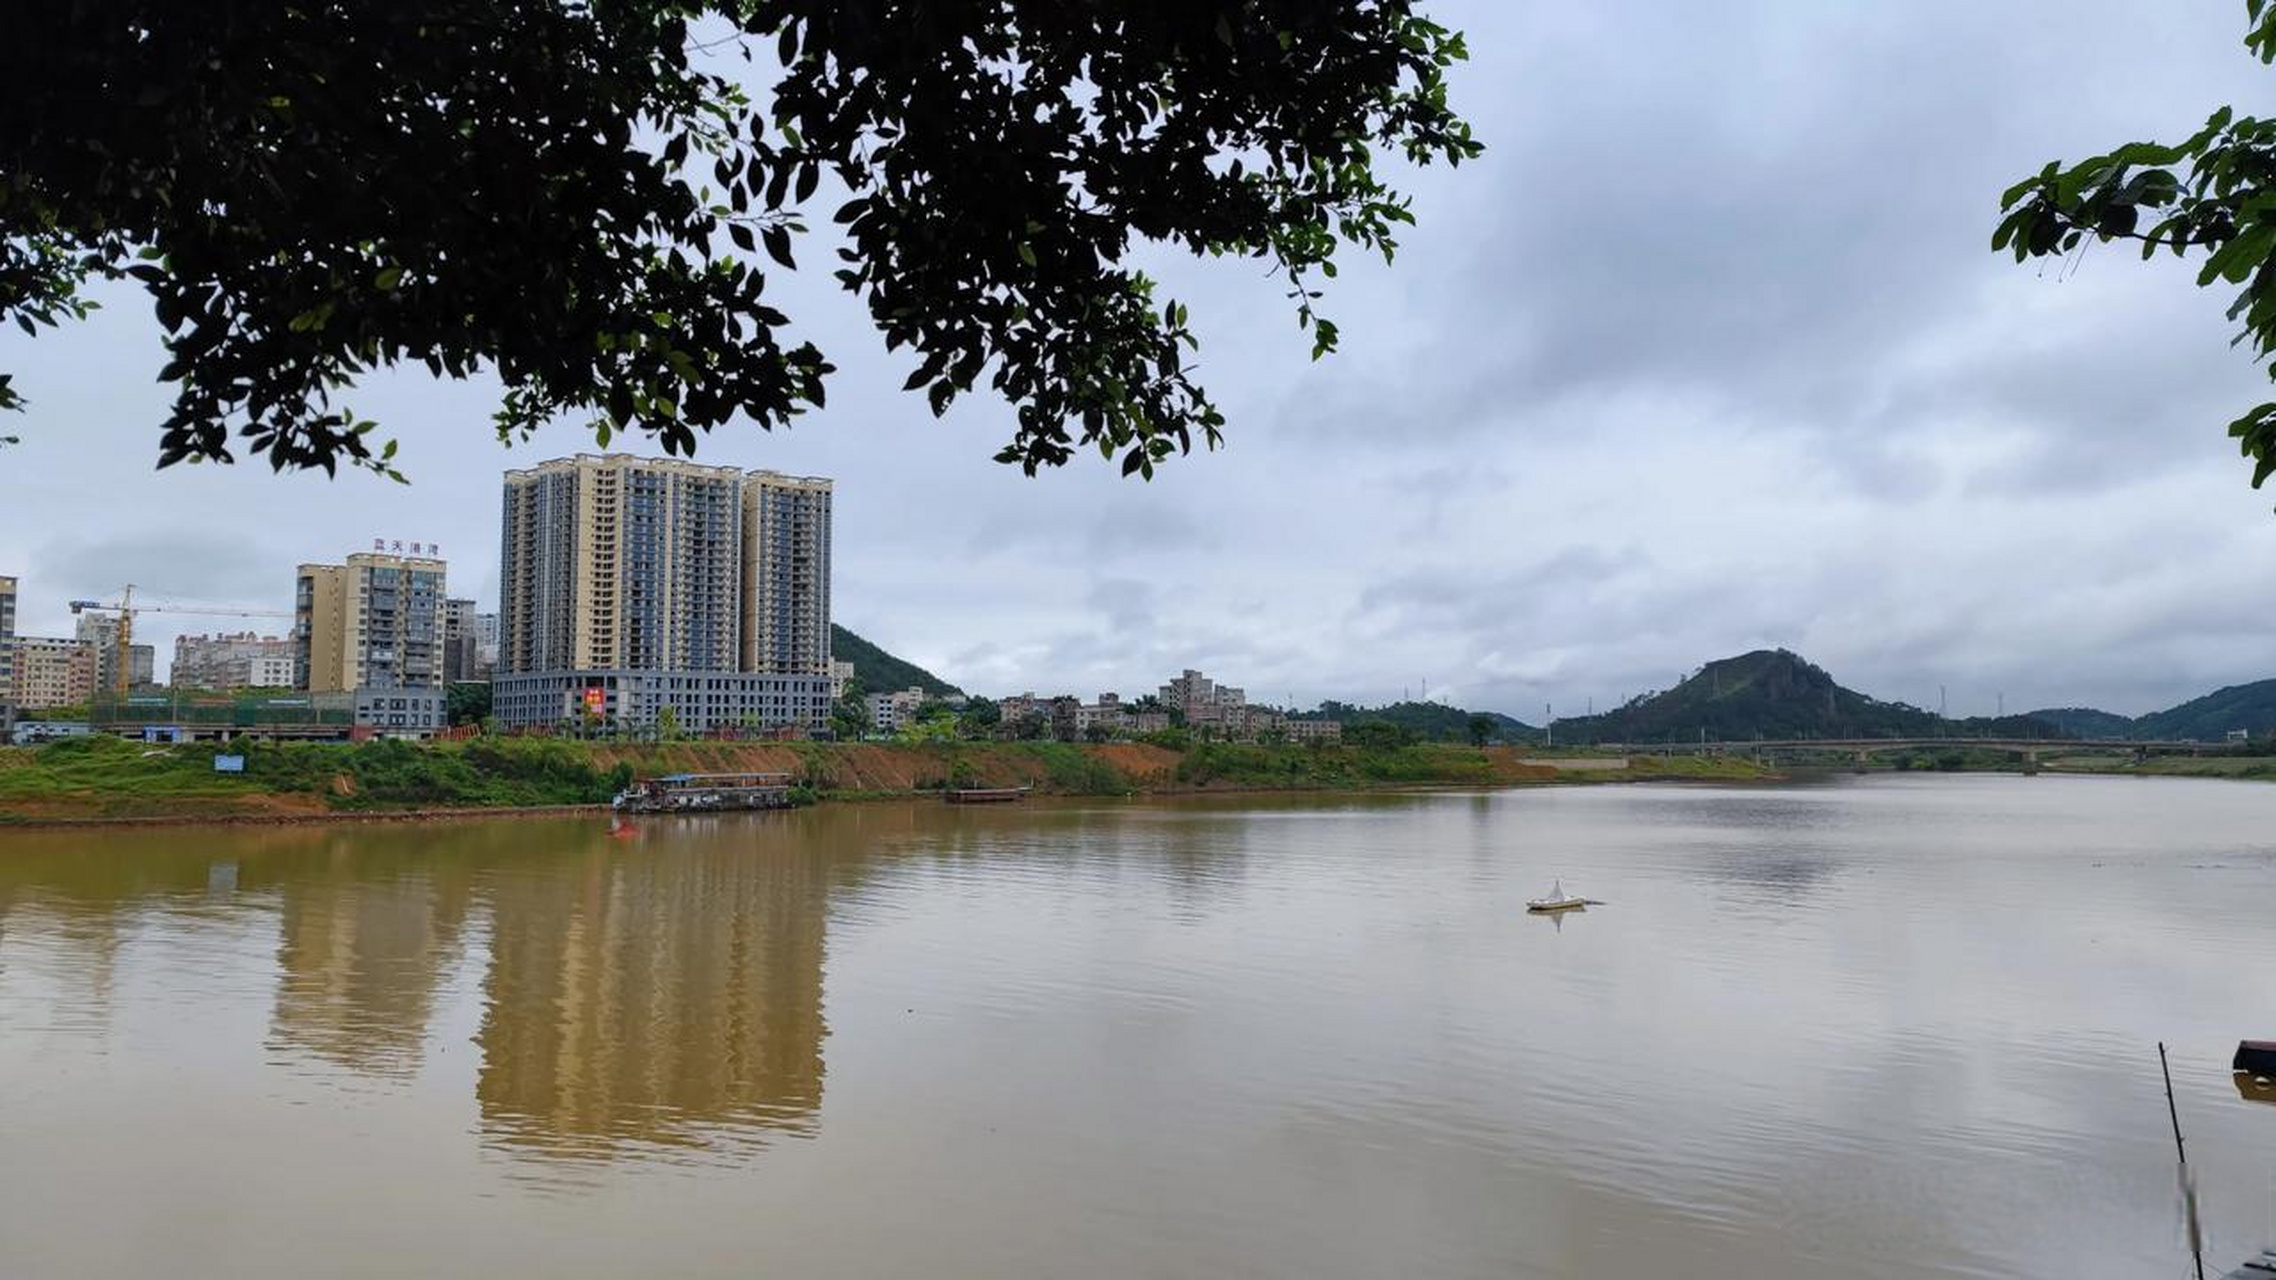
1299;700;1539;744
831;624;962;698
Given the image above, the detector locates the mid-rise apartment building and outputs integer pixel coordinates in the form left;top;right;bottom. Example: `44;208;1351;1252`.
493;456;834;733
0;574;15;639
173;631;296;690
9;636;95;710
741;472;832;675
295;550;449;692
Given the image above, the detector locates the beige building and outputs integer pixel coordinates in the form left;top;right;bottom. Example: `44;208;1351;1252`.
8;636;95;710
0;574;15;712
296;549;449;693
741;471;833;675
498;455;745;675
828;659;856;699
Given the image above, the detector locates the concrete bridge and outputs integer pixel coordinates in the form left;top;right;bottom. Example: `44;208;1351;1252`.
1590;737;2221;774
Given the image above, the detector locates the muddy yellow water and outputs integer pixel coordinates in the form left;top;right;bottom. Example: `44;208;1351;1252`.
3;776;2273;1278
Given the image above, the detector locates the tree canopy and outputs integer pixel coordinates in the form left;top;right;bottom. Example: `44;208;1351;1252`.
1;2;1479;480
1994;3;2276;499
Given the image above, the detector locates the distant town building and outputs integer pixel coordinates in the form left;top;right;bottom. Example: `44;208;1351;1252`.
1047;695;1080;741
0;574;15;638
8;635;95;709
475;612;500;672
1126;710;1171;734
997;693;1045;733
74;613;155;691
295;549;449;693
1284;719;1344;745
1075;693;1127;736
492;456;833;733
172;631;296;690
741;472;833;675
864;685;928;733
442;597;488;683
829;659;856;700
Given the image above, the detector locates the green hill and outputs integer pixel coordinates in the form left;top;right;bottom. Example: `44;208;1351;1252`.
831;624;962;698
1300;700;1540;744
2131;679;2276;741
2025;707;2139;739
2025;680;2276;741
1550;649;2061;745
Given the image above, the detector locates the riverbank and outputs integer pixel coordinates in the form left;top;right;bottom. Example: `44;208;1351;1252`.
0;735;1778;826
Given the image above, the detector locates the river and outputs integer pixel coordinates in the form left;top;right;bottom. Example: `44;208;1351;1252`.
1;775;2271;1278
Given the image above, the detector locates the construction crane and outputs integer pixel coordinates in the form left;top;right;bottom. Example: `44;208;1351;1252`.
69;585;295;697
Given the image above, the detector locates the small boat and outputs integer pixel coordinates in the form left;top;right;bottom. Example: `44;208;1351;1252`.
2235;1040;2276;1076
1526;880;1590;913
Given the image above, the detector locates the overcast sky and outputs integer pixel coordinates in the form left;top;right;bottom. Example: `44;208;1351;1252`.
5;2;2276;718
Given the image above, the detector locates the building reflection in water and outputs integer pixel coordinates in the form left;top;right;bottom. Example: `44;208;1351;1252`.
473;815;832;1163
267;833;478;1078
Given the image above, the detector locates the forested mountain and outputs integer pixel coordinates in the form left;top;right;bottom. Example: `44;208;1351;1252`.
831;625;962;698
1547;650;2060;745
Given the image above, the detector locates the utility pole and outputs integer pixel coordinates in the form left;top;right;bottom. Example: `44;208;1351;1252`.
1544;703;1552;748
1939;685;1946;720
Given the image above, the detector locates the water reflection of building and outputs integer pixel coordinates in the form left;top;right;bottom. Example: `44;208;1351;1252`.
267;837;476;1077
475;821;831;1159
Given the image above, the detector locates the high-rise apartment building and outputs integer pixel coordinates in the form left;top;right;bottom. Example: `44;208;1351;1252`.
498;455;744;675
295;550;449;692
492;455;833;733
0;574;16;717
741;472;833;675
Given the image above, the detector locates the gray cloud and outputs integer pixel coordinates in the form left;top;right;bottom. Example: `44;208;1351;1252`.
5;0;2276;714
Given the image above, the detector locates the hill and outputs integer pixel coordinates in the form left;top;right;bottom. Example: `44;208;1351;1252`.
1549;649;2061;745
831;624;963;698
2025;679;2276;741
2131;678;2276;740
1300;700;1540;744
2025;707;2138;739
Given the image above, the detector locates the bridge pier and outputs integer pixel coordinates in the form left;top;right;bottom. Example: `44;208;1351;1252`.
2021;747;2040;776
1853;748;1869;775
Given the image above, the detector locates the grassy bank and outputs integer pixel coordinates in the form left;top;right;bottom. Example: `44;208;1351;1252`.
0;736;1780;825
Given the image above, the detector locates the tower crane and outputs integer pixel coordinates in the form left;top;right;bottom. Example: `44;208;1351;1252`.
68;585;295;697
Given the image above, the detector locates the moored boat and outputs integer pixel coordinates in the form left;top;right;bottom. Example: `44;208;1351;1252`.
1526;880;1589;913
612;771;796;814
